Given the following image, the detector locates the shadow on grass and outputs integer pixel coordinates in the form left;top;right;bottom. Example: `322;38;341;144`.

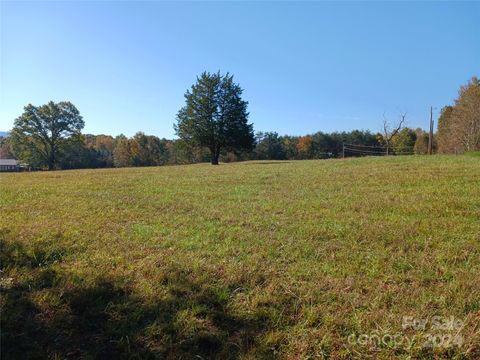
1;237;272;359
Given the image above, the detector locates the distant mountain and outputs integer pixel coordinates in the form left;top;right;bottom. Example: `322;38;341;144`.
0;131;9;138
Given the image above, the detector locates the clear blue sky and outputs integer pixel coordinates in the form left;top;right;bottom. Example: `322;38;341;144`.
1;1;479;138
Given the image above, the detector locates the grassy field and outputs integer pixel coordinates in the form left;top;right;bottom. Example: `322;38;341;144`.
1;156;479;359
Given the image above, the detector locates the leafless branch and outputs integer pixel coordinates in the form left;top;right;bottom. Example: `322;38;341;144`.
382;112;407;155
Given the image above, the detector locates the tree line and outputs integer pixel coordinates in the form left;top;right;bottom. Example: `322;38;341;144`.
1;73;478;170
0;126;432;170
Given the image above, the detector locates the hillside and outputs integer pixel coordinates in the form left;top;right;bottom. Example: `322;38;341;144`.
1;156;479;359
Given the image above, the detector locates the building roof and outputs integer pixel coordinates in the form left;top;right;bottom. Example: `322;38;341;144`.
0;159;18;166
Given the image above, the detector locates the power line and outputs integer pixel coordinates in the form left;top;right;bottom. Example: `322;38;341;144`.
343;143;385;149
344;143;415;150
343;146;414;157
343;147;386;155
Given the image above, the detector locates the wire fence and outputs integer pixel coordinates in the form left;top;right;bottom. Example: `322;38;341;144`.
343;143;415;157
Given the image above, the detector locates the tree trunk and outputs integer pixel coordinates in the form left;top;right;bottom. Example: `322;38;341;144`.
210;146;220;165
47;141;57;170
48;151;55;170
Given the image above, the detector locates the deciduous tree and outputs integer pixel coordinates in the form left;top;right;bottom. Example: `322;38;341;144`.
437;77;480;153
414;128;429;154
391;128;416;154
452;77;480;152
437;106;455;153
113;135;132;167
382;112;407;155
296;136;313;159
10;101;84;169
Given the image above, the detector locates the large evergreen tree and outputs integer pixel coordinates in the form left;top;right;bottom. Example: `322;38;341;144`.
174;72;255;165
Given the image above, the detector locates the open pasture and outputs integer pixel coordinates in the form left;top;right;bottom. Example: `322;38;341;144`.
1;156;479;359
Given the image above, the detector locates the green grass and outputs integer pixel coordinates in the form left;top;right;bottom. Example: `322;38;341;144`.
465;151;480;158
1;156;479;359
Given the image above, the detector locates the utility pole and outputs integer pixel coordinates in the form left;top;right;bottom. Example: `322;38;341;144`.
342;143;345;158
428;106;434;155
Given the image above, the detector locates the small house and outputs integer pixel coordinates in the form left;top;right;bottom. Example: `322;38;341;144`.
0;159;20;172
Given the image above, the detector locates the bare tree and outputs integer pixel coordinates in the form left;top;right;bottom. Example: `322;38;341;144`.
382;112;407;155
